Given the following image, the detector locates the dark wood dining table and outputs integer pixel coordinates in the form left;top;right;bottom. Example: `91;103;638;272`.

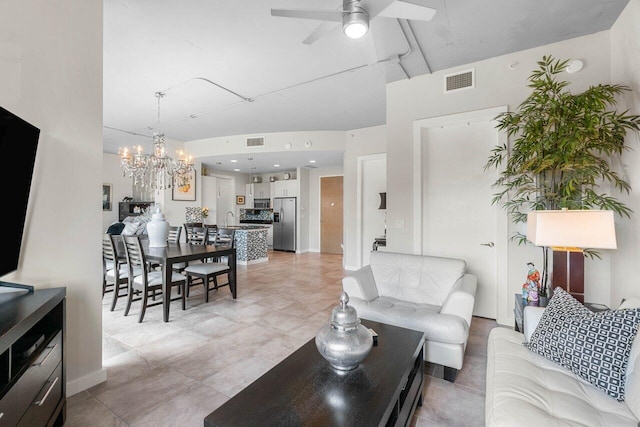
115;237;237;322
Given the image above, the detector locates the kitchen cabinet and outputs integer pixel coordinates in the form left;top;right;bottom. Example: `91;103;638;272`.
246;183;271;208
271;180;298;198
254;183;270;199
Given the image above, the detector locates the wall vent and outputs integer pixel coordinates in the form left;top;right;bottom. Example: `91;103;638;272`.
444;69;474;93
246;137;265;147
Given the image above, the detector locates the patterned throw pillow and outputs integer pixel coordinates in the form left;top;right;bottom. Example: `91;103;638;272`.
527;287;640;401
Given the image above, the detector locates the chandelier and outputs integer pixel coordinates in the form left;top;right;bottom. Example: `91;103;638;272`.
119;92;195;192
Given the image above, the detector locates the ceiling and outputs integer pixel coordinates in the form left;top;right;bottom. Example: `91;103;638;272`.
103;0;630;174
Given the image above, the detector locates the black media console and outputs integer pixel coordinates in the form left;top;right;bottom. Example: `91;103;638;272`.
0;287;66;426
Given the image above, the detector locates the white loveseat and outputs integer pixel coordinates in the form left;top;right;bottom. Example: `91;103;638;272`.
342;251;477;381
485;298;640;426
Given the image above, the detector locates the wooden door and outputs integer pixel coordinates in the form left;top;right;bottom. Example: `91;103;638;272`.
321;176;344;254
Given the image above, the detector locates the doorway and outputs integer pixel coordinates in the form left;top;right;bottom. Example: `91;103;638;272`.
356;154;386;267
413;107;508;321
320;176;344;254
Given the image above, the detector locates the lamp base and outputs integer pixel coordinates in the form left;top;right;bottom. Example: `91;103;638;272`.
552;250;584;303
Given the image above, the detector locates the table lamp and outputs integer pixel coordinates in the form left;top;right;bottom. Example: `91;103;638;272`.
526;209;617;303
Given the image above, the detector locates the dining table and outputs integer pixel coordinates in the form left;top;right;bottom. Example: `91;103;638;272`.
115;237;237;322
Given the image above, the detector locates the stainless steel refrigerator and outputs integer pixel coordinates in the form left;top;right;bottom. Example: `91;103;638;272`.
273;197;296;252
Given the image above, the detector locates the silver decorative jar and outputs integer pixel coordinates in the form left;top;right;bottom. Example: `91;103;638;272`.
315;292;373;371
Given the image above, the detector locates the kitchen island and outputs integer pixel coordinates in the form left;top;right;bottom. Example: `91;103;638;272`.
227;225;269;265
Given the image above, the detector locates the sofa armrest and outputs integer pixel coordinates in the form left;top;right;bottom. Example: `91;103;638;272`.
523;306;546;342
440;273;477;327
342;265;379;302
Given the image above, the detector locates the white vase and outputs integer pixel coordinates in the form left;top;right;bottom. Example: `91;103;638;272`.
147;207;169;247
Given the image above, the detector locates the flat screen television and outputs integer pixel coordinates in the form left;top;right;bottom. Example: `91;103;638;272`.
0;106;40;291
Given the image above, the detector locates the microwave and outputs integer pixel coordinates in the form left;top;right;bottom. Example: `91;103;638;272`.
254;198;270;208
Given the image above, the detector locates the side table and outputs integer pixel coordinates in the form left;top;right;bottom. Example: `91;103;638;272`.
514;293;610;333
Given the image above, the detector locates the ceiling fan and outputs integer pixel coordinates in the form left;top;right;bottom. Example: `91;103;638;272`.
271;0;436;45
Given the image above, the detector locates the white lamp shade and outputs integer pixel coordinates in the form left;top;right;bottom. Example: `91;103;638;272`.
526;210;617;249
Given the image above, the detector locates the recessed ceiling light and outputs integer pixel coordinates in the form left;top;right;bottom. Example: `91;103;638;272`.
309;160;316;163
230;159;238;163
233;168;240;172
274;164;280;167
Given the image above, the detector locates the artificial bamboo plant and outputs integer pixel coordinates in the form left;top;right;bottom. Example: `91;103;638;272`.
484;55;640;297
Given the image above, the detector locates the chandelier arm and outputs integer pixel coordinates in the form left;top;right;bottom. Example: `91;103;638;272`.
119;91;195;193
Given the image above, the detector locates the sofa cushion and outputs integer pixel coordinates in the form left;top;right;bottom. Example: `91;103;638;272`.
349;296;469;345
486;327;637;426
370;252;466;306
528;288;640;401
619;297;640;420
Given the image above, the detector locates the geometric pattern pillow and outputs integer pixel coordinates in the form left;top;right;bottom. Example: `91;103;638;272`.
527;287;640;401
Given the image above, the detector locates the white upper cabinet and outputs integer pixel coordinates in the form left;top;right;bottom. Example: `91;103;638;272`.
271;179;298;198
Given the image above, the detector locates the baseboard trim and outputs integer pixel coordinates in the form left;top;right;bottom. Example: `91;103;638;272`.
66;367;107;397
344;265;358;271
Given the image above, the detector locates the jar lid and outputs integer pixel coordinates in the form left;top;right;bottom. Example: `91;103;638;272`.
329;292;360;331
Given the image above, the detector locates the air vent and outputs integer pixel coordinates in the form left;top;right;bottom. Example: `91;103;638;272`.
246;137;265;147
444;69;474;93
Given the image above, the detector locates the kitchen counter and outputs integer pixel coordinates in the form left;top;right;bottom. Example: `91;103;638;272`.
229;227;268;265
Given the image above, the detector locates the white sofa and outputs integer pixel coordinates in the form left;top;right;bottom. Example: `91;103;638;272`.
486;299;640;426
342;251;477;381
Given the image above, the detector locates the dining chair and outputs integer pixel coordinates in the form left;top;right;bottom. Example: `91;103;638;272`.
204;224;218;244
102;233;141;311
168;225;182;243
184;227;236;302
122;235;187;322
167;225;187;273
183;222;204;244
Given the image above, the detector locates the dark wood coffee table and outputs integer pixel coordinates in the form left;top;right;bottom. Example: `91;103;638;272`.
204;320;425;427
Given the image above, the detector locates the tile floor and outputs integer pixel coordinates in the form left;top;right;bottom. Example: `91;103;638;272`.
65;250;498;426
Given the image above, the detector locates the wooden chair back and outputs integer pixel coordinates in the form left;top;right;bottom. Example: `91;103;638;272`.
205;224;218;244
184;222;205;244
168;225;182;243
102;233;119;270
215;228;236;248
122;235;148;283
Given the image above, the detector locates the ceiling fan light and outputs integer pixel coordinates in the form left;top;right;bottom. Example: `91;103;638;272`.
343;12;368;39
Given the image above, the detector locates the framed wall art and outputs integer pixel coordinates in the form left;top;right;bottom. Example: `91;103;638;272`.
102;183;113;211
172;169;196;201
236;195;245;205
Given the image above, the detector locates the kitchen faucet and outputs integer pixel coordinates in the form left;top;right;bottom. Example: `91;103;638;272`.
225;211;234;227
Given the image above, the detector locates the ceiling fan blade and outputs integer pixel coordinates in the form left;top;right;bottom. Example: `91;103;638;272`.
359;0;396;19
270;8;344;22
303;21;341;45
376;1;436;21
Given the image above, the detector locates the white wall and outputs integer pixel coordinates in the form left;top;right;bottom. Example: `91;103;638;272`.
610;0;640;306
297;167;310;253
385;31;618;323
186;130;346;158
0;0;105;394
